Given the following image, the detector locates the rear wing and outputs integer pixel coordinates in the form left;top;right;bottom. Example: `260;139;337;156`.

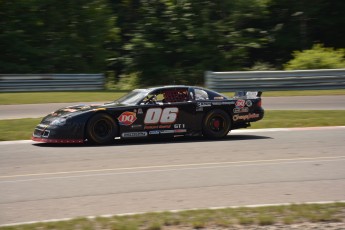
234;91;262;98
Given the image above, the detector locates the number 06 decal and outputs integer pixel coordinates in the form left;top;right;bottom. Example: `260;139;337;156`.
144;107;179;124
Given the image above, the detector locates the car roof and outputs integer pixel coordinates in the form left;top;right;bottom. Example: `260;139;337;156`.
147;85;218;92
147;85;189;91
143;85;228;99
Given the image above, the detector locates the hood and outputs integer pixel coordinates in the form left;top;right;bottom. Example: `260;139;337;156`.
41;104;103;125
40;102;134;125
50;104;103;117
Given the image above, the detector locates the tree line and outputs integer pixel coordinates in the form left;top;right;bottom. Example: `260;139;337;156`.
1;0;344;86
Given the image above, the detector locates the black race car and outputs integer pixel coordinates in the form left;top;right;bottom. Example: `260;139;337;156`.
32;86;264;144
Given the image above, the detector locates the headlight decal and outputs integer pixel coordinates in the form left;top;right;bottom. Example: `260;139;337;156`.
50;117;67;126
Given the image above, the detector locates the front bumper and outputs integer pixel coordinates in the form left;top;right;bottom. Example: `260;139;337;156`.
32;124;84;143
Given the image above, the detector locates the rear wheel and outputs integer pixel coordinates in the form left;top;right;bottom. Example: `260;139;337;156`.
86;113;117;144
202;109;231;139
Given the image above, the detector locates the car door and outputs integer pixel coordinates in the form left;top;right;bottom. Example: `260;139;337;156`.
141;88;198;136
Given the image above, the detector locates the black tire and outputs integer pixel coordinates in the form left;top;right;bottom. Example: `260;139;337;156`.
202;109;231;139
86;113;117;144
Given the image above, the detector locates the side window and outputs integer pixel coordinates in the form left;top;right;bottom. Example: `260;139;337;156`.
162;89;189;103
195;89;209;100
141;93;158;105
155;93;165;102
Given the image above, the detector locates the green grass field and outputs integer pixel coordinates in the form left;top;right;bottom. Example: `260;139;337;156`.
250;110;345;129
0;203;344;230
0;118;41;141
1;111;344;141
1;89;344;105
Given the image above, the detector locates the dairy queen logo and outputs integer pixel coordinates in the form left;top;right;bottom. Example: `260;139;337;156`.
118;111;137;126
235;99;246;108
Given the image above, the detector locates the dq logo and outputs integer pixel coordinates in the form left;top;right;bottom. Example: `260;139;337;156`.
118;111;137;126
235;99;246;108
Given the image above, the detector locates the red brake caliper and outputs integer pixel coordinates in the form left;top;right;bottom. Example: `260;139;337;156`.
213;119;220;129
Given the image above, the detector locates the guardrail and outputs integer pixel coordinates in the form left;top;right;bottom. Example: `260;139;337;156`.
0;74;104;92
205;69;345;92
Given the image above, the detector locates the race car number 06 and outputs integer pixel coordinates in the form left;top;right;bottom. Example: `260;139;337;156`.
144;107;178;124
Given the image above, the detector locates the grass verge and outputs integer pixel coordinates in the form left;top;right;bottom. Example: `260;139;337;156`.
257;89;345;97
250;110;345;129
1;89;345;105
0;111;344;141
0;118;42;141
1;203;344;229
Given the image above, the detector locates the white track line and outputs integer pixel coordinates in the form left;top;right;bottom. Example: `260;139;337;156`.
1;200;344;227
1;155;345;181
2;157;345;184
0;140;34;145
232;126;345;133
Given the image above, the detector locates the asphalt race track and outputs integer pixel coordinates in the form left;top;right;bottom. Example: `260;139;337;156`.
1;95;345;119
1;127;345;225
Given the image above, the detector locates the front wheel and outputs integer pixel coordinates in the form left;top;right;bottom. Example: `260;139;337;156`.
202;109;231;139
86;113;117;144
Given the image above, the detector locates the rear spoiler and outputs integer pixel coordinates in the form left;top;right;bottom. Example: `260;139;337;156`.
234;91;262;98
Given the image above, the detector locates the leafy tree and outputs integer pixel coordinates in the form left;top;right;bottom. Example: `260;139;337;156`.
114;0;270;86
0;0;118;73
1;0;345;86
260;0;345;68
284;44;345;70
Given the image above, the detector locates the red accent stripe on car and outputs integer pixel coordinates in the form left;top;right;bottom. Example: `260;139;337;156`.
32;137;84;144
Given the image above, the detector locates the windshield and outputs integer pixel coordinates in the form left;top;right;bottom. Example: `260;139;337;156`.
112;89;149;105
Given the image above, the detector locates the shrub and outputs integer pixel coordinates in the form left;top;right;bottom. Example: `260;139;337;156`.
284;44;345;70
